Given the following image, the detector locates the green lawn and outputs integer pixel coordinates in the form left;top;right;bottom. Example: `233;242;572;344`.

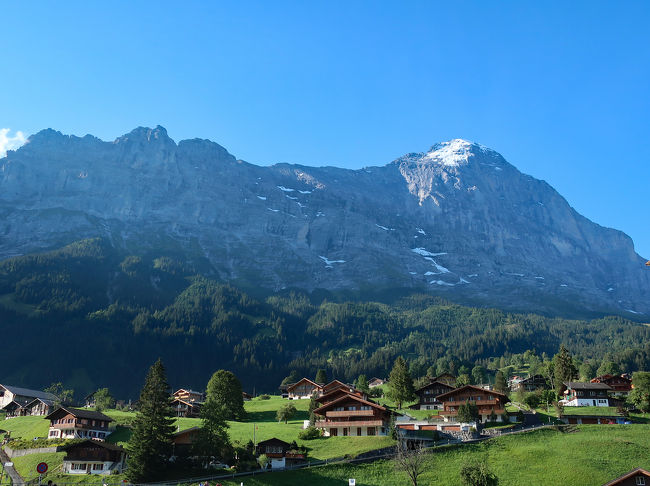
12;451;127;484
0;415;49;440
561;406;621;417
216;425;650;486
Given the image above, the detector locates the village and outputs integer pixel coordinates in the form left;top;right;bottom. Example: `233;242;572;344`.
1;358;649;486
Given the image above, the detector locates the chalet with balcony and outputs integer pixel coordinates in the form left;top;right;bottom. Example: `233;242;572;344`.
414;381;455;410
313;394;391;437
0;384;57;409
46;407;113;441
603;467;650;486
24;398;54;416
322;380;354;395
172;388;205;403
316;387;365;406
561;382;612;407
61;440;126;475
171;398;202;418
437;385;509;423
591;375;633;395
285;378;323;400
1;400;27;418
513;374;549;392
255;438;307;469
172;426;201;456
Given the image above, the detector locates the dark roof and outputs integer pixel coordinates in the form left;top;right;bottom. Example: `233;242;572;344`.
286;378;322;391
435;385;508;401
1;400;26;411
313;392;387;415
257;437;291;448
45;406;113;422
415;381;455;394
0;384;57;401
172;389;204;396
564;382;612;390
603;468;650;486
173;426;201;437
24;398;54;408
63;439;124;452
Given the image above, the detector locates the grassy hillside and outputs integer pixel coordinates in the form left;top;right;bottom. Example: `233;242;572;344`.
217;425;650;486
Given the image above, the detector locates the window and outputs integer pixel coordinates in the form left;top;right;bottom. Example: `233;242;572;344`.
635;477;645;486
368;427;376;436
357;427;362;436
92;464;104;471
343;428;349;436
72;463;87;471
348;406;357;411
330;428;338;437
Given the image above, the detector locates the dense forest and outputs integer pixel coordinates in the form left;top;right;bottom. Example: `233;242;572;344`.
1;238;648;399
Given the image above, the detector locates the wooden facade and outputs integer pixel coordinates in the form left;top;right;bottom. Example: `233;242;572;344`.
171;398;202;418
46;407;113;441
313;394;391;437
562;382;612;407
437;385;509;423
514;374;549;392
172;389;205;403
414;381;454;410
603;468;650;486
591;375;633;395
62;440;126;475
0;384;57;409
256;438;306;469
285;378;323;400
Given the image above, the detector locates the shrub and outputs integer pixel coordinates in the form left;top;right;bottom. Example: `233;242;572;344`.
258;394;271;400
298;426;322;440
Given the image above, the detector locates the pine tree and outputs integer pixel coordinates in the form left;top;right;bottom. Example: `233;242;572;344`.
553;345;577;395
494;370;507;394
388;357;416;409
126;359;176;482
194;399;231;461
315;369;328;384
356;374;370;393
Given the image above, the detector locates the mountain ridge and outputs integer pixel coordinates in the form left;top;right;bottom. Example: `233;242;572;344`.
1;126;647;317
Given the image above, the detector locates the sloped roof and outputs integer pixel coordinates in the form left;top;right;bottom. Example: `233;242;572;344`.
564;382;612;390
415;380;455;394
24;398;54;408
435;384;508;401
257;437;291;448
313;392;387;415
0;384;57;401
63;439;124;452
603;468;650;486
45;406;113;422
286;378;322;392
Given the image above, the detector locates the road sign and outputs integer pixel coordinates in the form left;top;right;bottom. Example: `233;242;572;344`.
3;463;13;468
349;480;356;486
36;462;48;474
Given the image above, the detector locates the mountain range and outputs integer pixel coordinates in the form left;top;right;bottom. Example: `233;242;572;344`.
1;126;648;317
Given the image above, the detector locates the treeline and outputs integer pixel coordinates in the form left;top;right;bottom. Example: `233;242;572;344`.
0;238;648;399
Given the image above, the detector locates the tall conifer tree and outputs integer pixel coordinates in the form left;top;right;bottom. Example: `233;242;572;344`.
388;356;416;409
553;345;578;395
127;359;175;482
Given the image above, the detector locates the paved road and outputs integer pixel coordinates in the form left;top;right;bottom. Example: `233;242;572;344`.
0;446;23;485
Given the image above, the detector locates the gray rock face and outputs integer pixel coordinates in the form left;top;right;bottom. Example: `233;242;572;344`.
1;128;648;316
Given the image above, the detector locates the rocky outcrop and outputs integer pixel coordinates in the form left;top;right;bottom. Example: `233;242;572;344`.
1;128;648;316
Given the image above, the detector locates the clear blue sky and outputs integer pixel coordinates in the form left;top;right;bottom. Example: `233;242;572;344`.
2;1;649;257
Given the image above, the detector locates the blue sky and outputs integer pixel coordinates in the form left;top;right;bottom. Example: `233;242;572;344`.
2;1;649;257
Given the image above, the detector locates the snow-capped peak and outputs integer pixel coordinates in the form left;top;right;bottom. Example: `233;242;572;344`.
424;139;479;167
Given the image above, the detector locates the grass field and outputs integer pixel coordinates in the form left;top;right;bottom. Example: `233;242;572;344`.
215;425;650;486
0;415;49;439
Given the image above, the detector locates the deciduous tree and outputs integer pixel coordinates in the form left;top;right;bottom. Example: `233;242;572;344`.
276;403;297;424
93;388;115;412
206;370;245;421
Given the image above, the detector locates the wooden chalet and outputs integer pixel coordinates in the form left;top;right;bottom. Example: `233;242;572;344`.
0;384;57;409
172;388;205;403
255;438;306;469
46;407;114;441
413;381;455;410
603;468;650;486
322;380;354;395
243;391;252;401
61;439;126;475
437;385;509;423
285;378;323;400
513;374;549;392
368;377;386;388
171;398;202;418
313;393;391;436
562;382;612;407
172;426;201;456
1;400;27;418
432;373;457;387
24;398;54;416
316;387;365;406
591;375;633;395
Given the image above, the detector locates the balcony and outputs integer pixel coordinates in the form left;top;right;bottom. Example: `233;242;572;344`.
441;409;505;417
443;399;501;407
315;420;385;427
50;422;109;430
325;410;375;418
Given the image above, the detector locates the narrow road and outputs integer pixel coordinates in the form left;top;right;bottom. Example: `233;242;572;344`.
0;446;23;485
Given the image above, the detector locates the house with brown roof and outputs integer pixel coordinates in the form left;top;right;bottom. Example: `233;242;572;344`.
316;387;366;406
603;468;650;485
46;407;114;441
513;374;549;392
432;373;457;387
172;426;201;456
322;380;355;395
368;377;386;388
61;440;126;475
286;378;323;400
313;393;392;436
591;375;633;395
171;398;202;418
561;382;613;407
172;388;205;403
255;438;307;469
413;381;455;410
437;385;509;423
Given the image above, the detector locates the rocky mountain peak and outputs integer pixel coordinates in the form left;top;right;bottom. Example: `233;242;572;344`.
423;138;485;167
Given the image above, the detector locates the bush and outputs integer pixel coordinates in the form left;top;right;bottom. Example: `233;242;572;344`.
298;426;322;440
257;394;271;400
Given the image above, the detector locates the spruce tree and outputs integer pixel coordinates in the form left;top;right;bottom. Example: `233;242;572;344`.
315;369;328;384
553;345;578;395
388;356;416;409
127;359;176;482
494;370;507;394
